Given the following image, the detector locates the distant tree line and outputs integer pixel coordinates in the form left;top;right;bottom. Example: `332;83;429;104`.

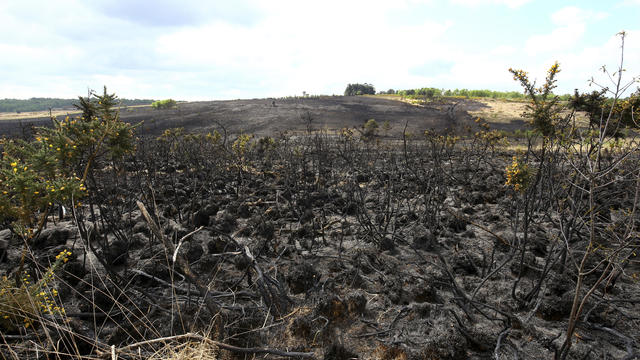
392;87;573;101
344;83;376;96
0;97;154;113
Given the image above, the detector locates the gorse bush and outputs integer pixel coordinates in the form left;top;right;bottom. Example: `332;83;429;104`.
504;155;532;192
0;249;71;331
509;62;563;137
151;99;177;109
0;87;135;236
508;32;640;360
232;133;254;158
0;87;135;335
362;119;379;139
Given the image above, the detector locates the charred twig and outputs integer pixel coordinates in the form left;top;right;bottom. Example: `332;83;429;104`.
495;327;512;360
243;245;291;317
136;201;222;322
211;227;291;316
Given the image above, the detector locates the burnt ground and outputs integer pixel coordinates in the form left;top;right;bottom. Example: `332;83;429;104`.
1;97;639;359
1;129;639;360
0;96;506;138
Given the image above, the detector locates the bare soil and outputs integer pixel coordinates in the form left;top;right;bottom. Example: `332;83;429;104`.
2;96;637;359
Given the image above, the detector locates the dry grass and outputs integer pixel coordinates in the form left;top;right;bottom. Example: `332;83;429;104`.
0;104;152;121
467;98;528;124
0;109;81;121
467;98;591;127
147;339;220;360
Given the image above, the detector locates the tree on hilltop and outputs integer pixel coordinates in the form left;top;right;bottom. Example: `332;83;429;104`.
344;83;375;96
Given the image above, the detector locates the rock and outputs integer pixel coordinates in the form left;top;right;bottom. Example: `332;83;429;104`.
33;224;73;249
0;229;12;243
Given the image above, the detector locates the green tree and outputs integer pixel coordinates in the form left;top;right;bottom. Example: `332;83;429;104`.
344;83;376;96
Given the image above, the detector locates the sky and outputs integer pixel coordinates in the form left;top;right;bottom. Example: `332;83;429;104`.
0;0;638;101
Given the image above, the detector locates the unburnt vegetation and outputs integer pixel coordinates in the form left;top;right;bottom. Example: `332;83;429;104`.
1;34;640;360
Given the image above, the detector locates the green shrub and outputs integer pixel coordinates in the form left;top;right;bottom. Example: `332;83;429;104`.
1;87;135;237
0;250;71;331
151;99;177;110
362;119;379;139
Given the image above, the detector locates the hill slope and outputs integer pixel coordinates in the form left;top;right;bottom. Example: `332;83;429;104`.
0;96;521;138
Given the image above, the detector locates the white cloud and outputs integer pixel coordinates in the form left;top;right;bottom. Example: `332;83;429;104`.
449;0;532;8
0;0;637;100
516;31;639;96
560;30;640;94
525;7;608;56
155;4;454;96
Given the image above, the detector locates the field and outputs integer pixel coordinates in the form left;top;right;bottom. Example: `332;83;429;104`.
1;95;639;360
0;96;531;138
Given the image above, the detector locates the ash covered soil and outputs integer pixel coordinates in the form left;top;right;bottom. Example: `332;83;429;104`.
1;98;639;359
0;96;511;137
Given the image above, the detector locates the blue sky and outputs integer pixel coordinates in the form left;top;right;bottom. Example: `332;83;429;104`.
0;0;638;100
